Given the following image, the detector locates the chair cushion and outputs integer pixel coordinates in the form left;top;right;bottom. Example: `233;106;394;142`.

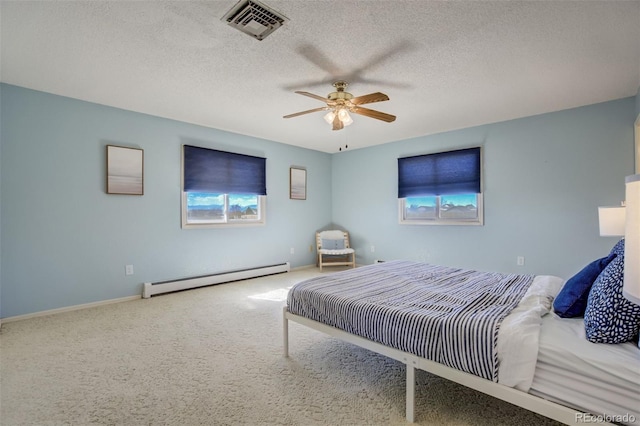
319;248;354;255
553;253;616;318
584;255;640;343
322;238;345;250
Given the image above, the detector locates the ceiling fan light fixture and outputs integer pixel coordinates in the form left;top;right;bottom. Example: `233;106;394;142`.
284;81;395;130
339;109;353;126
323;111;335;124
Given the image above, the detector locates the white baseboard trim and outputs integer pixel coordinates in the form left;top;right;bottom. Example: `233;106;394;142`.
1;295;141;323
143;262;290;298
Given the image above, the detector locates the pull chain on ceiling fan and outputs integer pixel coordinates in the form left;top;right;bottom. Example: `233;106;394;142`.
283;81;396;131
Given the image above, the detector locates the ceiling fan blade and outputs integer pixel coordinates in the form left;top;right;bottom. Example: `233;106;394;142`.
349;40;418;78
283;106;329;119
332;114;344;131
350;77;413;89
291;41;417;90
350;92;389;106
282;78;335;91
351;106;396;123
295;91;329;103
296;44;342;76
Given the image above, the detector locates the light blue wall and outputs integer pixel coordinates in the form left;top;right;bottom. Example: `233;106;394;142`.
0;86;3;321
332;98;636;278
1;84;636;319
0;84;332;318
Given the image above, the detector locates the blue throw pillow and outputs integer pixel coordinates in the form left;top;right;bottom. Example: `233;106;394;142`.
553;253;617;318
321;239;345;250
584;255;640;343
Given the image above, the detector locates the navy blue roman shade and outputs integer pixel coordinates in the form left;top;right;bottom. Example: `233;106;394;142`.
398;147;481;198
183;145;267;195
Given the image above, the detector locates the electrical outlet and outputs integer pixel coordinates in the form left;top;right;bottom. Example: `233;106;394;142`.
290;247;295;255
309;244;313;252
517;256;525;266
371;245;375;253
125;264;134;275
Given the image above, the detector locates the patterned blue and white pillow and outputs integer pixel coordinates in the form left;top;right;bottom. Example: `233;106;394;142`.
609;238;625;257
584;255;640;343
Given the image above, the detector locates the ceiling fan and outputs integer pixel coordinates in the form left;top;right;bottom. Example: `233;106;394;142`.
283;81;396;131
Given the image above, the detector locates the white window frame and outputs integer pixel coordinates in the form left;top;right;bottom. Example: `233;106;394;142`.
181;192;266;229
399;194;483;226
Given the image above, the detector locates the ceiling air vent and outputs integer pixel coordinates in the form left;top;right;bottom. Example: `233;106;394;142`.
221;0;289;41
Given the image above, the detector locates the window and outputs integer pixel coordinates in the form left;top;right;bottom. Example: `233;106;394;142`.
398;147;483;225
182;145;266;228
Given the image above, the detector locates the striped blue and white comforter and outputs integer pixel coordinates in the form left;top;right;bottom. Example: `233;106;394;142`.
287;260;539;383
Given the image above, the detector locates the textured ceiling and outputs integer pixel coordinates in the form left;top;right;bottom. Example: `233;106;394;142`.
1;1;639;153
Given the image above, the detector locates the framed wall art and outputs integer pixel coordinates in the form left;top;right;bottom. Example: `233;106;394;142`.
106;145;144;195
290;167;306;200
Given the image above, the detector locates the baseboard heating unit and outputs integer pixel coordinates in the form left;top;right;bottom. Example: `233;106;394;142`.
142;262;290;298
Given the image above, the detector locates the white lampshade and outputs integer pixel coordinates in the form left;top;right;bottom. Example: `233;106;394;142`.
623;174;640;305
598;206;626;236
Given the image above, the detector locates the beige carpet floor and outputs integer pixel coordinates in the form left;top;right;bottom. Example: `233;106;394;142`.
0;267;561;426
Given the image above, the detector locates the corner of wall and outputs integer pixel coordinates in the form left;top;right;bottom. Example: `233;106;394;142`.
635;86;640;174
0;84;4;323
635;89;640;174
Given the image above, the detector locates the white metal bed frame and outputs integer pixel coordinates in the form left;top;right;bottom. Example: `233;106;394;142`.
283;307;614;426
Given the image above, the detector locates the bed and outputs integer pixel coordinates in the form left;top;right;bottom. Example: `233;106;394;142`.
282;260;640;425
